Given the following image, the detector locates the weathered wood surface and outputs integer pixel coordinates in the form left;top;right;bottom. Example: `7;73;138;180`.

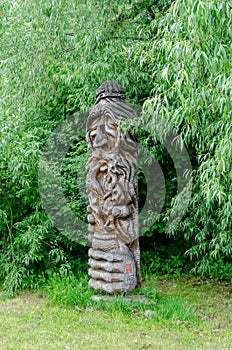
86;81;140;293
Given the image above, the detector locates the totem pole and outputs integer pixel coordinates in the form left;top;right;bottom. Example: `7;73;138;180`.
86;81;140;293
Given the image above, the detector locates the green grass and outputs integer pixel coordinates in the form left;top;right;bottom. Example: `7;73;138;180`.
41;273;194;322
0;275;231;349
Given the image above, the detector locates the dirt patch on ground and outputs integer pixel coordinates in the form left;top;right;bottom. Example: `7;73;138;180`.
0;292;45;314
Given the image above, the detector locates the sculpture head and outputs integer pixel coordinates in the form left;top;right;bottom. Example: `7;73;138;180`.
86;81;137;151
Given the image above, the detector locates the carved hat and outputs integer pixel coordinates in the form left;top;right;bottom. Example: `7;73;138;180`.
96;80;126;103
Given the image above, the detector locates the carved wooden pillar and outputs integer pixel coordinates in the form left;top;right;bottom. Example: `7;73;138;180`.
86;81;140;293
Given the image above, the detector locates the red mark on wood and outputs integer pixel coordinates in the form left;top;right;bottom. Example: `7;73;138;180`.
126;263;132;273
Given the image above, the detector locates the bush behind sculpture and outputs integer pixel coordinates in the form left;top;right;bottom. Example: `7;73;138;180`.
0;0;231;291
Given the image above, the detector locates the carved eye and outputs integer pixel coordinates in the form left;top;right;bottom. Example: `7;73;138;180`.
89;129;97;141
108;121;116;129
105;123;117;137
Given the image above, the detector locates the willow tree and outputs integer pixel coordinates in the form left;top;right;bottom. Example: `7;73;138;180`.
140;0;232;275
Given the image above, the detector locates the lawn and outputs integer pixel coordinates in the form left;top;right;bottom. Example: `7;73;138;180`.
0;277;231;350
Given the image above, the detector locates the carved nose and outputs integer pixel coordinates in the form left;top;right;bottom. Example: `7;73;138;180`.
94;131;108;147
92;125;107;147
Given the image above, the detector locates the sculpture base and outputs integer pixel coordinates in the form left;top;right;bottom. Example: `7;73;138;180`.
88;248;137;293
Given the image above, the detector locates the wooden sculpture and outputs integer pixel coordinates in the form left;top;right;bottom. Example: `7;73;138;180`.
86;81;140;293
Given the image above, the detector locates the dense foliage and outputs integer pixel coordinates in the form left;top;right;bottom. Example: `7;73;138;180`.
0;0;231;291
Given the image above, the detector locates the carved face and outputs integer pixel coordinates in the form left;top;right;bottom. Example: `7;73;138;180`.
87;115;118;149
